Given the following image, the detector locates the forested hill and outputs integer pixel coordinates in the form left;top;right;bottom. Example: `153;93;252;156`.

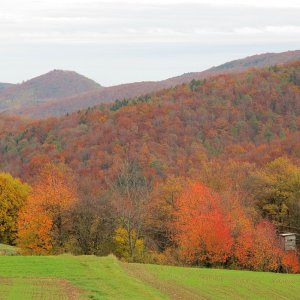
0;62;299;190
0;70;101;113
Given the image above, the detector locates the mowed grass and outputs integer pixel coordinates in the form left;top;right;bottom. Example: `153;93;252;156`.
0;254;300;300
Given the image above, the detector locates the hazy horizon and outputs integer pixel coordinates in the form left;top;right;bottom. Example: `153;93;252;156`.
1;0;300;85
2;48;300;87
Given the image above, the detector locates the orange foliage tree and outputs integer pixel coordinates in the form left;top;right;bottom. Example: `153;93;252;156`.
148;176;187;252
17;205;52;255
17;163;78;254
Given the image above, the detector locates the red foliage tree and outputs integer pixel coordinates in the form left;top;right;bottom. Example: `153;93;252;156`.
282;251;300;273
172;182;233;265
235;221;283;272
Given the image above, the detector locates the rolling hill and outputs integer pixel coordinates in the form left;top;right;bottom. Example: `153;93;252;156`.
0;50;300;118
0;70;101;113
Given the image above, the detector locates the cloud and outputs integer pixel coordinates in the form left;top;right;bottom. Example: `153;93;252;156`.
234;26;300;35
0;5;299;44
22;0;300;8
1;0;300;84
1;28;299;46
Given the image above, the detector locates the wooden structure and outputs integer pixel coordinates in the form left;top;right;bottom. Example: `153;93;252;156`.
280;233;296;251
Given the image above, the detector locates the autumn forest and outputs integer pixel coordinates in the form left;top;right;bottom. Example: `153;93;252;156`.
1;61;300;274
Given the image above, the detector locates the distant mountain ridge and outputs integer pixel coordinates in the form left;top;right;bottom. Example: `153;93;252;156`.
0;70;101;112
165;50;300;85
2;49;300;118
18;80;172;118
0;83;14;91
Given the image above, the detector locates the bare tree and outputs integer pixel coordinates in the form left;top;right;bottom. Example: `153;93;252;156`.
110;160;151;260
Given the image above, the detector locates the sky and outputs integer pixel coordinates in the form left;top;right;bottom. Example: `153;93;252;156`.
1;0;300;86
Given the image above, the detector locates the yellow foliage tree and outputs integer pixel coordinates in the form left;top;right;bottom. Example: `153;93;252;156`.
0;172;30;244
248;157;300;230
114;227;144;262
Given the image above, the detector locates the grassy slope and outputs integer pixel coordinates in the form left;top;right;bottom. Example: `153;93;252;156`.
125;263;300;300
0;255;299;299
0;255;165;300
0;244;19;256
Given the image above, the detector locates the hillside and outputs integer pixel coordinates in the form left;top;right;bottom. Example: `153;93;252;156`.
0;62;300;269
6;49;300;118
0;62;299;186
0;255;299;299
0;70;101;113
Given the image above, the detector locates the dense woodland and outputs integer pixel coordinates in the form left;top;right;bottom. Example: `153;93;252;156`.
0;62;300;273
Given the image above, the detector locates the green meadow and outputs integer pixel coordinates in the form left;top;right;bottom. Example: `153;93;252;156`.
0;252;299;299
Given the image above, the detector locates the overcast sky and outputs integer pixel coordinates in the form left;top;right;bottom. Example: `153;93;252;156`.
1;0;300;86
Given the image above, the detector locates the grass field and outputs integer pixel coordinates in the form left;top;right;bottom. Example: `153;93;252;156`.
0;253;299;299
